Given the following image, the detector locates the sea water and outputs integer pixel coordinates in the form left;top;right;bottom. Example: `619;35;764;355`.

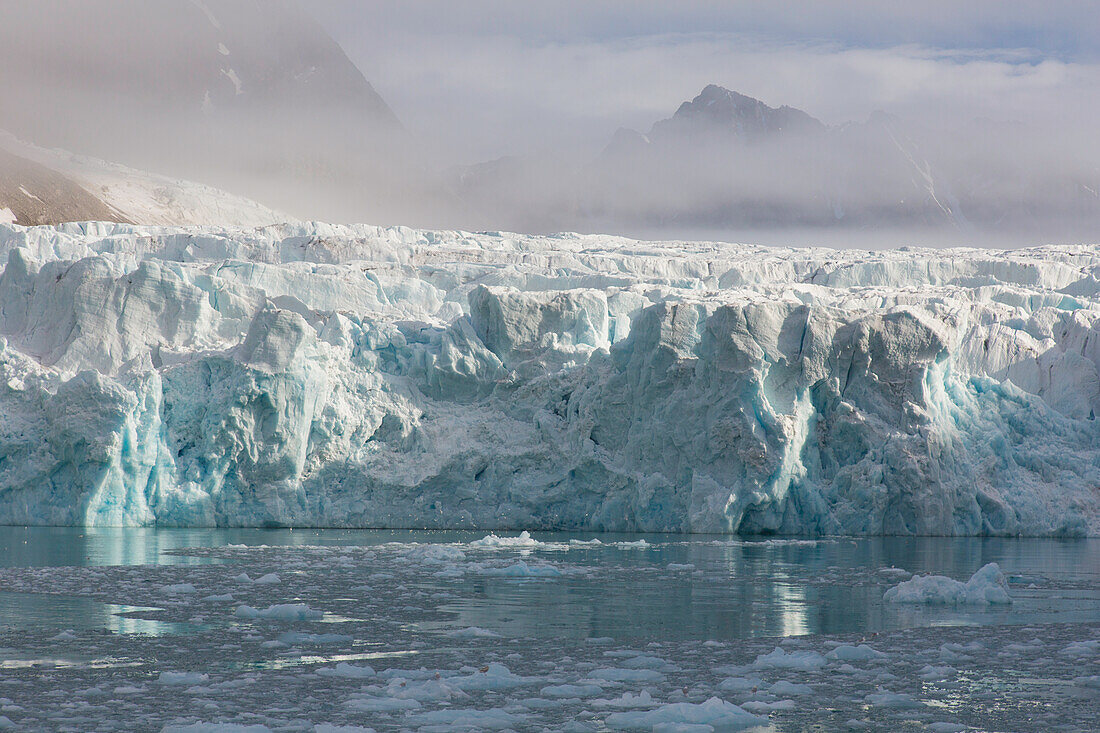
0;528;1096;731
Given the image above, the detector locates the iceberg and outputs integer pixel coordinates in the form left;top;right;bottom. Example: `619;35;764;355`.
883;563;1013;605
0;220;1098;535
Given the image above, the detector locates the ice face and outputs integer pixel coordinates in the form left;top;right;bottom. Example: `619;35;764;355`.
0;220;1099;534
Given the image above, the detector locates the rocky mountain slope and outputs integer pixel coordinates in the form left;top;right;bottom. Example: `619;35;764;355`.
0;150;130;227
0;133;291;227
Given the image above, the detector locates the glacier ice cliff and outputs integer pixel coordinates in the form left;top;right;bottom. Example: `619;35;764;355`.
0;220;1098;535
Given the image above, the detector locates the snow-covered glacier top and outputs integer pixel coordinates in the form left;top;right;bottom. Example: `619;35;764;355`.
1;220;1098;535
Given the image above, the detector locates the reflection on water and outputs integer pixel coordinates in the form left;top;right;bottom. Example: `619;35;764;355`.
241;650;419;672
0;591;201;636
0;526;520;567
0;526;1096;641
431;537;1100;640
0;526;385;567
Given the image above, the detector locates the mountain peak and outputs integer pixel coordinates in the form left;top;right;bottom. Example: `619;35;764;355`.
653;85;825;141
696;84;753;104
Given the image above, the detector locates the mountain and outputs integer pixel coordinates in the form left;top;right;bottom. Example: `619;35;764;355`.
0;0;421;224
453;85;1100;243
595;86;973;230
650;84;827;142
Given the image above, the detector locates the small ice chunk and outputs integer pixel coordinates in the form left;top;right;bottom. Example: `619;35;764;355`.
769;680;814;695
404;708;525;730
402;544;467;563
604;697;765;731
447;626;501;639
826;644;887;662
253;573;281;585
541;683;604;698
162;725;277;733
346;696;421;712
877;567;912;580
752;647;827;671
918;665;957;681
318;662;376;679
113;685;146;694
1060;640;1100;657
741;698;796;713
717;676;765;692
161;583;198;594
470;530;541;548
588;667;665;683
592;690;656;709
233;604;322;621
449;663;533;691
158;672;209;685
619;655;676;671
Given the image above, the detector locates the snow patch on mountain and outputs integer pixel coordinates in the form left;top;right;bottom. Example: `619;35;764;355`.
0;221;1097;534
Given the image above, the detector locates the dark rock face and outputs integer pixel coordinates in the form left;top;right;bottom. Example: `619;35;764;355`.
0;0;398;146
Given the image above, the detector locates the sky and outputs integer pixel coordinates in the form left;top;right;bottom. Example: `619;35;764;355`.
3;0;1097;243
311;1;1100;166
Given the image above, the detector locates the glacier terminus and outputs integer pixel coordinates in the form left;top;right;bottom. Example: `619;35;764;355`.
0;221;1098;535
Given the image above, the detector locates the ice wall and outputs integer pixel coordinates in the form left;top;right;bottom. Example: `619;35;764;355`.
0;221;1098;535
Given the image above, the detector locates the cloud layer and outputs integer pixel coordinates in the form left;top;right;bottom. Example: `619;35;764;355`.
315;1;1100;165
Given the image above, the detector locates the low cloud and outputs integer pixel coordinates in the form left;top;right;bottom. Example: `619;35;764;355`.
2;0;1098;245
334;30;1100;167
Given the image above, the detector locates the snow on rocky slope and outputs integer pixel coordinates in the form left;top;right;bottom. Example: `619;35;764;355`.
0;221;1098;534
0;132;291;228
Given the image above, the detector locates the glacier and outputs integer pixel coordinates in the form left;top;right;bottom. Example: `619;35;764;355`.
0;220;1099;535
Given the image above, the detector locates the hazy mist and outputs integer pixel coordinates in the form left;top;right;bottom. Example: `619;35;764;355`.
2;0;1099;246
